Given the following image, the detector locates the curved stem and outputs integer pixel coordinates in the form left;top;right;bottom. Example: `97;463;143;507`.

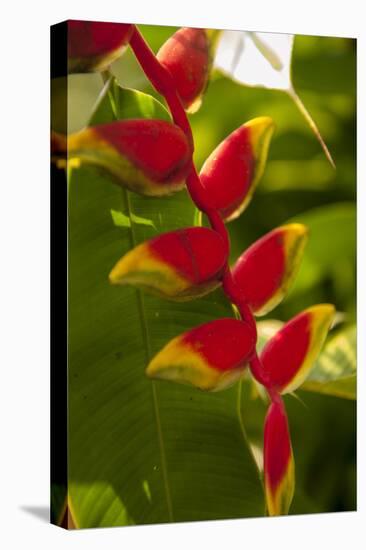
130;25;270;391
248;351;270;388
130;28;193;144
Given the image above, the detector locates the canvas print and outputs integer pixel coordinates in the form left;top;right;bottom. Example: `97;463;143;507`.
50;20;356;529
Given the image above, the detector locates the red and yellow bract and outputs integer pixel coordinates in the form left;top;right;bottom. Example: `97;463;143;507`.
63;119;192;196
261;304;335;394
232;224;308;316
109;227;227;300
146;318;256;391
199;117;275;221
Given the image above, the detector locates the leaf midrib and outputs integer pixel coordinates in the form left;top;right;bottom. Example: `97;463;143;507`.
124;188;174;522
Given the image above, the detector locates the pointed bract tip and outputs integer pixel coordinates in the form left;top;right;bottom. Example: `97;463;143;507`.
306;303;336;320
282;223;309;263
282;222;309;238
245;116;275;158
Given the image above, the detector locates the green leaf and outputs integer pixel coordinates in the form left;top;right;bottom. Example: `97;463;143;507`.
301;325;356;399
111;208;156;230
89;76;170;125
287;203;356;298
68;169;263;528
256;321;356;400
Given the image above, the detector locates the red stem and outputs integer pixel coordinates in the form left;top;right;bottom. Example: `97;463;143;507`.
130;28;193;145
130;26;275;399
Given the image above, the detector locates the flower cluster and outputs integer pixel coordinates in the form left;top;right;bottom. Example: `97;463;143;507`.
56;21;335;516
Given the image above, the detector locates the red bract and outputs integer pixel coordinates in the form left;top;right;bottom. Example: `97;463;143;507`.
157;28;213;112
61;119;191;195
68;20;134;73
199;117;274;221
261;304;335;394
109;227;227;300
232;224;308;315
264;400;294;516
146;318;256;391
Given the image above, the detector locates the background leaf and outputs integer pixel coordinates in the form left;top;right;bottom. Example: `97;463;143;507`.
287;203;356;316
302;324;356;399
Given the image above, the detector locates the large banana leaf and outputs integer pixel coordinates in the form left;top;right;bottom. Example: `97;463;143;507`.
67;80;264;528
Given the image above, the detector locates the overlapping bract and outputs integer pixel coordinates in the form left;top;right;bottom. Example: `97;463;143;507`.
232;224;308;316
68;20;134;73
264;401;295;516
53;119;191;196
261;304;335;394
146;318;256;391
157;27;217;113
109;227;227;300
200;117;274;221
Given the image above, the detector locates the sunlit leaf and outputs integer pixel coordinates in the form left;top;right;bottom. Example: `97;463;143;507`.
302;325;356;399
111;208;156;230
89;76;170;125
214;31;335;167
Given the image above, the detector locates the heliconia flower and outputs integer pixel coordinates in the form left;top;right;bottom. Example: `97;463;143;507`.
232;224;308;316
264;400;295;516
146;318;256;391
157;28;218;113
199;117;274;221
68;20;134;73
109;227;227;300
261;304;336;394
53;119;191;196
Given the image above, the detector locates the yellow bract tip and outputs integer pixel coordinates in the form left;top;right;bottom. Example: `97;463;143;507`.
282;223;309;262
282;223;309;238
308;303;336;322
244;116;275;158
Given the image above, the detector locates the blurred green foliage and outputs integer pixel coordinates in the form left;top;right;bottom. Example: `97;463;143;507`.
65;26;356;516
